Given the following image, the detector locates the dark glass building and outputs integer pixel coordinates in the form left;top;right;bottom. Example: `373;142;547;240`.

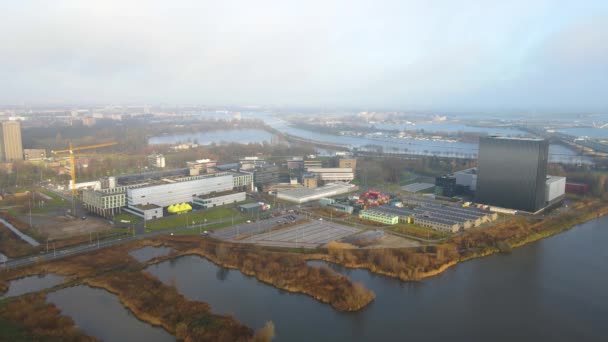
475;137;548;212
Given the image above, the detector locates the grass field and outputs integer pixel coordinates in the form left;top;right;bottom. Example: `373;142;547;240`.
173;217;249;235
146;206;243;231
388;223;451;240
114;212;142;224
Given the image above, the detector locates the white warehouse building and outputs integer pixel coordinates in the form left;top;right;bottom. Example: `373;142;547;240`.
127;174;234;208
545;176;566;204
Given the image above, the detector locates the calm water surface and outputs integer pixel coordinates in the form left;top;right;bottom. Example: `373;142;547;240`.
146;216;608;342
129;245;173;263
47;286;175;342
0;274;64;299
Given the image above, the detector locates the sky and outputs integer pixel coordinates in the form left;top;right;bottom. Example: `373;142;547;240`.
1;0;607;113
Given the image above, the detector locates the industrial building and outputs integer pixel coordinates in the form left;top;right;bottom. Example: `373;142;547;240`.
0;121;23;162
545;176;566;204
306;168;354;182
127;174;234;208
476;137;549;212
375;198;498;232
276;183;357;204
238;202;263;214
565;182;589;194
359;209;399;225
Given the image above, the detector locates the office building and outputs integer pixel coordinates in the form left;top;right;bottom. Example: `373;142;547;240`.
303;175;318;188
254;164;280;190
338;158;357;171
147;153;166;168
24;149;46;161
304;159;323;169
435;176;457;197
0;121;23;162
239;156;265;170
287;157;304;170
476;137;549;212
306;168;354;182
187;159;217;175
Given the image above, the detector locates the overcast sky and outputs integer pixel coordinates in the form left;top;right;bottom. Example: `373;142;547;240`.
1;0;607;113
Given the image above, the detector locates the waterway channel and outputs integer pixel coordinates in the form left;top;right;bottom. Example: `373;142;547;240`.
145;216;607;342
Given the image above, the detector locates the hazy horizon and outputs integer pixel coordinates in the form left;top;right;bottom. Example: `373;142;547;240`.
1;1;607;113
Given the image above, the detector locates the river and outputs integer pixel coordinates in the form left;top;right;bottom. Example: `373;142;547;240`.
148;112;588;164
145;216;608;342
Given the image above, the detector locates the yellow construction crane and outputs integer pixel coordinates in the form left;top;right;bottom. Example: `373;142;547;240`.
51;141;118;195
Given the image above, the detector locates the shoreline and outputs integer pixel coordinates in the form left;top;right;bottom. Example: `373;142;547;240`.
308;199;608;283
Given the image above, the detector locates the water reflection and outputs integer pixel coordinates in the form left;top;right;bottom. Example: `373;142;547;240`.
0;274;65;299
47;286;174;342
145;216;608;341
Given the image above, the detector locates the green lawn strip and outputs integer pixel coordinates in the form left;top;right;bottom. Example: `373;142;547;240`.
114;212;142;224
146;206;243;231
173;218;249;235
388;223;451;239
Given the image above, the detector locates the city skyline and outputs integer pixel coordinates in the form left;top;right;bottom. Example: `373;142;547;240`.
1;1;607;113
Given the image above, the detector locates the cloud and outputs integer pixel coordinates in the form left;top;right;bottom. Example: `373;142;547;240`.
0;0;607;112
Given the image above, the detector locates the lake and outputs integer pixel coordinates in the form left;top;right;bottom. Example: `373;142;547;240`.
47;285;175;342
0;274;65;299
145;215;608;341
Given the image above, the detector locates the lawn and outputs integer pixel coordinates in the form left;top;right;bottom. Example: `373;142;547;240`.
114;212;142;224
173;217;249;235
388;223;451;240
146;206;243;231
31;189;69;214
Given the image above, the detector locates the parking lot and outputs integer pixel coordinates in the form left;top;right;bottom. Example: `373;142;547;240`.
241;220;360;248
212;214;304;241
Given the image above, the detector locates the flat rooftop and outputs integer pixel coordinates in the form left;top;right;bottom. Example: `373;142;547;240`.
401;183;435;193
195;190;243;199
134;203;160;210
546;175;566;184
277;183;356;199
239;202;263;209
